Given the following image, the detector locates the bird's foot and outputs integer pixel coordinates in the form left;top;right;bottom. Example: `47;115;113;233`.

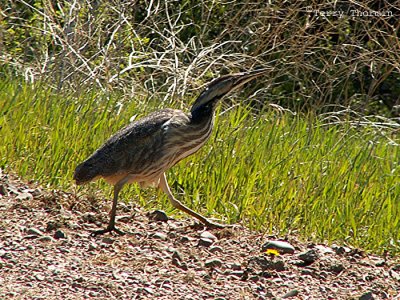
90;225;125;237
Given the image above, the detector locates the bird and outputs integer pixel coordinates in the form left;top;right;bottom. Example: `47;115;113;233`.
74;68;267;236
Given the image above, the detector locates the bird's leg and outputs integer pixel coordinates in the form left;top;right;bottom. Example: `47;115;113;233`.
91;179;126;236
158;173;226;229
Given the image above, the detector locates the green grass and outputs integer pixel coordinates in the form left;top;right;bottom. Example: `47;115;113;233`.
1;79;399;254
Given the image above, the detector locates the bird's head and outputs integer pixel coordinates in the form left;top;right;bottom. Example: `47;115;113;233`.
190;68;268;113
73;159;97;185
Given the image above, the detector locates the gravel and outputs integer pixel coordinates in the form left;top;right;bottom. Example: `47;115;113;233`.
0;172;399;299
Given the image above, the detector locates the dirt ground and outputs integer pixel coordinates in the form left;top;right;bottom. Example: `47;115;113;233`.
0;170;399;300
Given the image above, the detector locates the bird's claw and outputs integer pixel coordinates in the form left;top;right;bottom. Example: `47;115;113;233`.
90;226;125;237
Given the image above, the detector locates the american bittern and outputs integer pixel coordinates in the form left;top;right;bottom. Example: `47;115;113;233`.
74;69;267;235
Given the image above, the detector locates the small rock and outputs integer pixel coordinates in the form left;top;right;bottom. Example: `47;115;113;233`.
392;264;400;271
209;245;223;253
198;238;213;247
171;257;181;267
249;256;285;272
7;185;19;195
374;259;385;267
54;230;67;239
5;292;17;297
148;210;169;222
359;291;374;300
205;258;223;268
333;245;351;255
0;250;6;257
152;232;167;241
298;249;319;264
58;247;70;253
229;270;245;277
102;237;115;244
88;243;98;251
22;188;41;197
143;287;154;294
301;269;314;276
390;270;400;281
179;236;190;243
16;192;33;201
262;240;295;254
172;257;188;270
0;184;7;196
314;244;335;254
230;262;242;270
282;289;299;299
172;250;183;261
329;263;344;274
35;274;45;281
200;231;218;241
46;221;59;232
38;236;54;242
27;228;43;236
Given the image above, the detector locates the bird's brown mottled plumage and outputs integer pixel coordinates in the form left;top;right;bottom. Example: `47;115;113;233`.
74;68;267;235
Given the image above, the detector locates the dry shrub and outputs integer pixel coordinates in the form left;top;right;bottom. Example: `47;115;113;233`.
1;0;399;116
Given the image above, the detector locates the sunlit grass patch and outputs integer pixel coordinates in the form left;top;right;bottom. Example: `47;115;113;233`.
1;79;399;254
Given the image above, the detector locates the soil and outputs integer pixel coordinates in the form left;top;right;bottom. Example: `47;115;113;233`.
0;171;399;300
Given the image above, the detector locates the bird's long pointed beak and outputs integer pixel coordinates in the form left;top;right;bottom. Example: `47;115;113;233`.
233;68;269;87
190;67;268;113
232;68;269;90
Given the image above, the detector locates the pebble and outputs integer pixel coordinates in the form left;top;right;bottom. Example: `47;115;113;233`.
209;245;223;253
38;236;54;242
179;236;190;243
282;289;299;298
16;192;33;201
172;250;183;261
374;259;385;267
148;210;169;222
54;230;67;239
249;256;285;272
301;269;313;276
359;291;374;300
333;245;351;255
393;264;400;271
46;221;59;232
172;257;188;270
390;270;400;280
329;263;345;274
102;237;115;244
298;249;319;264
24;188;41;197
88;243;98;251
262;240;295;254
198;238;214;247
229;270;245;277
152;232;168;241
314;244;335;254
200;231;218;241
0;184;7;196
205;258;223;268
35;274;45;281
27;228;43;236
7;184;19;195
230;262;242;270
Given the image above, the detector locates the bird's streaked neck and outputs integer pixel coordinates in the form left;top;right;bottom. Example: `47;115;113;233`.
190;96;221;124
